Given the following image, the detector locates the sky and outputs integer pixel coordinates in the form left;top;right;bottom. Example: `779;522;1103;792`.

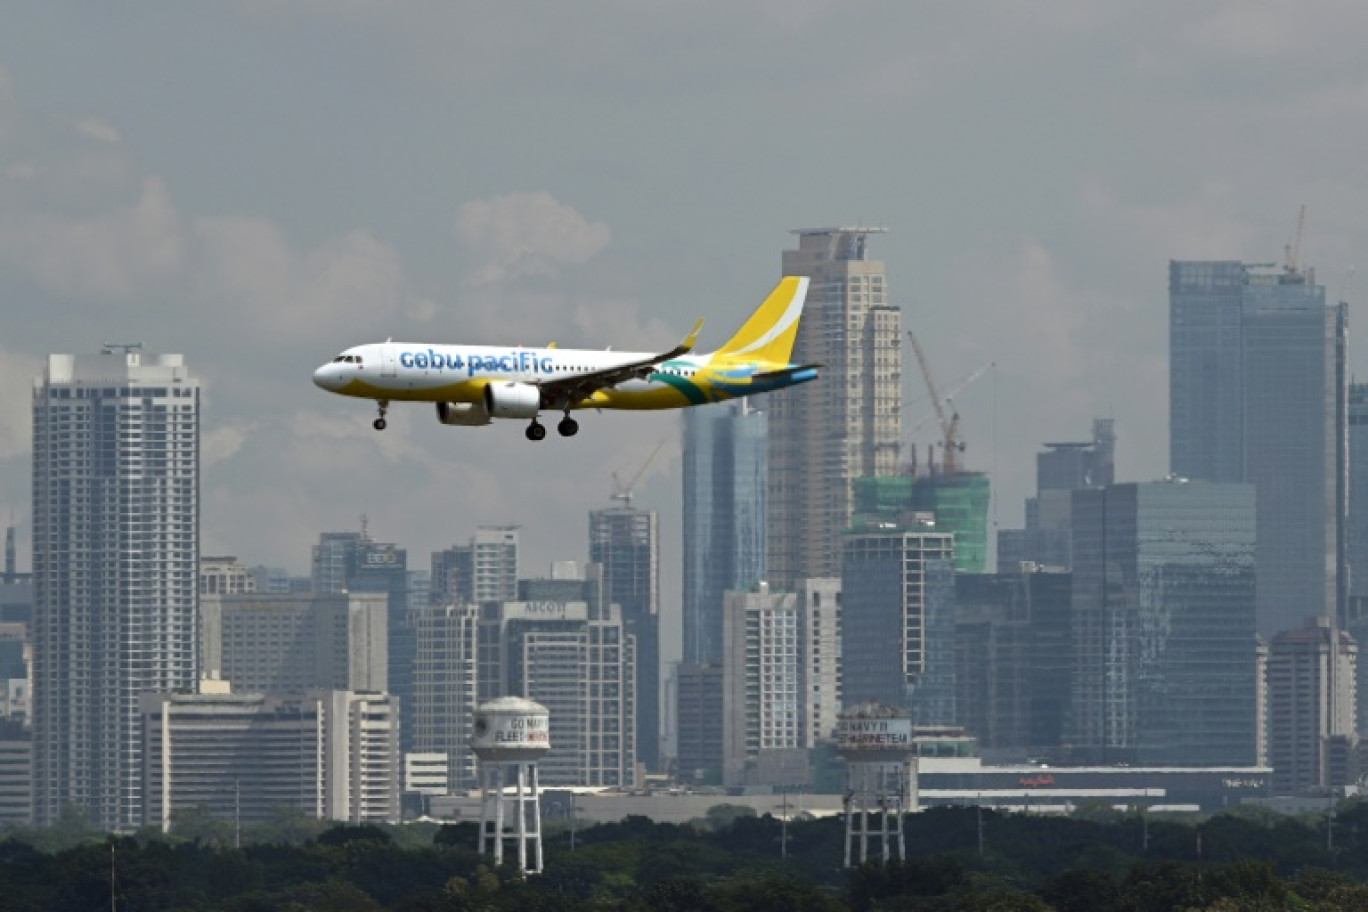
2;2;1368;628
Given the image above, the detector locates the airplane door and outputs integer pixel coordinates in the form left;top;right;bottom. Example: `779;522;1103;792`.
382;345;397;378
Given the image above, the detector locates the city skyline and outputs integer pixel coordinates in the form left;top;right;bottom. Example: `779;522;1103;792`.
3;5;1368;607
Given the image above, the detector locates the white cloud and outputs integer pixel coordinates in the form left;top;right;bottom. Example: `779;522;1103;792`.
0;176;183;300
455;192;611;286
71;118;120;145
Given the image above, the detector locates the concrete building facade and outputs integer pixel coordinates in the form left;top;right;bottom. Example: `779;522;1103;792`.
141;688;400;831
201;592;388;694
767;227;902;589
1267;616;1358;796
480;600;636;787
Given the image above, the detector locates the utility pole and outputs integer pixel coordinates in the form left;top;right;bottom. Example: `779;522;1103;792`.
976;794;985;856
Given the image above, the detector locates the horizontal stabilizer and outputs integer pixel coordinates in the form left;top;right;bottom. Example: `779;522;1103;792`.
752;362;822;382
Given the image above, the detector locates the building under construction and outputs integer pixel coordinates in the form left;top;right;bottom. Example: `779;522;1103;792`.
851;473;990;573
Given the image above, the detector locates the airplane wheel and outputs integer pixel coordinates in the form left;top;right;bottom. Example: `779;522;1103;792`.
373;418;387;431
526;422;547;441
558;417;579;437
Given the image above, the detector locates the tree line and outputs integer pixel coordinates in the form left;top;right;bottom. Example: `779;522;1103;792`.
4;799;1368;910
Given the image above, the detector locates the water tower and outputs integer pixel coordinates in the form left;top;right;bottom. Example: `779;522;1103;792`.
470;696;551;875
837;701;915;867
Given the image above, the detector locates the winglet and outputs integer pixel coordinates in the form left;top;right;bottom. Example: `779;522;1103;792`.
547;342;558;349
681;318;704;353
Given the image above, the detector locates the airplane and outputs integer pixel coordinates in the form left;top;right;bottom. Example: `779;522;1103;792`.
312;276;818;441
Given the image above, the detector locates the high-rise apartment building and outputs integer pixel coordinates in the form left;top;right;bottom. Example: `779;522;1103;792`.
722;584;806;787
799;578;843;746
200;592;388;694
412;603;481;790
430;527;520;607
199;556;257;596
1346;382;1368;732
32;349;200;830
768;228;902;588
1169;261;1348;634
1267;616;1358;795
312;530;413;750
1069;480;1257;766
682;401;768;665
589;505;659;771
841;519;955;724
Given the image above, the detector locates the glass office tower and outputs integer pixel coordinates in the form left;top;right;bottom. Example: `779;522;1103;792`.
589;506;658;771
682;401;768;664
1069;480;1256;766
1169;261;1347;635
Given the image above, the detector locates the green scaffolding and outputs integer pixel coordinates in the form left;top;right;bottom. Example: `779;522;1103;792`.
851;473;991;572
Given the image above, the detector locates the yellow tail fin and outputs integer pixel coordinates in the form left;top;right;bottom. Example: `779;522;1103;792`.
714;276;810;363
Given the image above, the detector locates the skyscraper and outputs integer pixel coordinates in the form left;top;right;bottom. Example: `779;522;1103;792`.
682;401;768;665
200;592;388;694
589;504;659;771
1069;479;1257;766
479;599;636;787
1267;616;1357;795
312;529;414;751
841;518;955;724
430;526;520;607
1169;261;1348;634
32;348;200;829
412;603;482;791
722;584;807;787
767;227;902;588
996;418;1115;572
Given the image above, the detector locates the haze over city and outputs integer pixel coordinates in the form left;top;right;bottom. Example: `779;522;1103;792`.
2;1;1367;592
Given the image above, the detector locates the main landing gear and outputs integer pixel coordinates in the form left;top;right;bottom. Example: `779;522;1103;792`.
525;415;578;441
373;400;389;431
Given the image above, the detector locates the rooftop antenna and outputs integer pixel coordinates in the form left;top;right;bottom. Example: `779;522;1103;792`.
1284;204;1307;276
359;514;370;541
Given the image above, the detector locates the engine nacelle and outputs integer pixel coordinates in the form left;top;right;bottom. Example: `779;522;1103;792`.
435;401;492;426
483;381;542;419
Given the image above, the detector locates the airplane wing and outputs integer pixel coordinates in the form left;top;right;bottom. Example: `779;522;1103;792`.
536;319;704;408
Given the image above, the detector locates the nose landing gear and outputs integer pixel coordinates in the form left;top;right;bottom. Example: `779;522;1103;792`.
373;400;389;431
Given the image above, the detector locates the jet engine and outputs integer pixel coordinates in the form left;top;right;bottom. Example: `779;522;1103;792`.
435;401;492;426
483;381;542;419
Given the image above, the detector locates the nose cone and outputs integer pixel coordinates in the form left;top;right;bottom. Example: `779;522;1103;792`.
313;363;343;391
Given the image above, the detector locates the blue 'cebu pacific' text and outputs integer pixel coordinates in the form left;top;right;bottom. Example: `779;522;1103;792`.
400;349;554;376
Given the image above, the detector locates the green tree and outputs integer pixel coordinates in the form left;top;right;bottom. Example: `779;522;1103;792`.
705;803;759;832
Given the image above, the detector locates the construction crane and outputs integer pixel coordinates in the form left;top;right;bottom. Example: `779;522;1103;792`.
610;439;666;508
908;331;992;476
